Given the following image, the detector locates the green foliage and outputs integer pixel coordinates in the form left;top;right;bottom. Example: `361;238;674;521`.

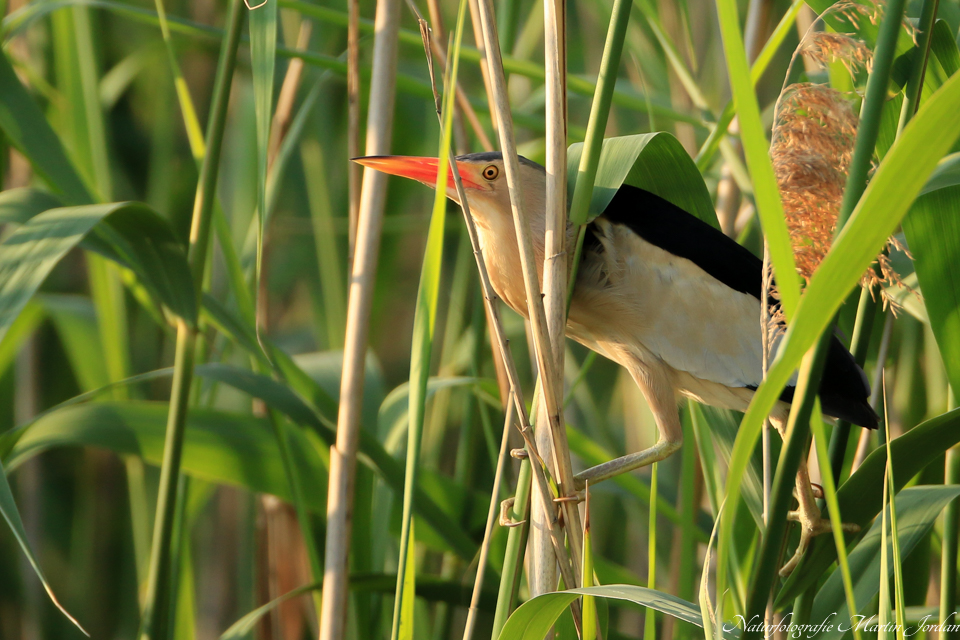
1;0;958;637
567;132;718;228
811;486;960;640
0;203;195;345
497;585;725;640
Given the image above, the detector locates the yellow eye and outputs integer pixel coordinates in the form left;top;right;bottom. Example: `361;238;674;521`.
482;165;499;181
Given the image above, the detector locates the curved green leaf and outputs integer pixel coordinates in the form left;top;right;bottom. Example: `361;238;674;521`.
810;486;960;640
1;454;89;634
497;585;736;640
777;408;960;603
724;69;960;581
0;188;64;225
3;401;329;506
0;203;196;347
566;132;718;228
0;49;92;205
903;174;960;392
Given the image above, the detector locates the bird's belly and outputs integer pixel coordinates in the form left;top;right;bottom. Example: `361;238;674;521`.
568;232;769;391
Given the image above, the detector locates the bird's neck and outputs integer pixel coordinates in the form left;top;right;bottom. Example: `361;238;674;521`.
473;210;578;319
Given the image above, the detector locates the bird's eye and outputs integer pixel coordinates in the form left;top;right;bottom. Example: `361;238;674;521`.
482;165;499;181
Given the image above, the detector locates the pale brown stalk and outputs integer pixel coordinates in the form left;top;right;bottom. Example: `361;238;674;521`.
475;0;584;596
408;2;577;622
445;124;581;629
268;20;312;171
466;0;498;134
530;0;587;603
347;0;361;264
317;0;401;636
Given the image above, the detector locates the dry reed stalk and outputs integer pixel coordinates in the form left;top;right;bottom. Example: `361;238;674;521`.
413;27;580;623
466;0;498;134
347;0;361;263
445;153;582;623
267;21;312;171
317;0;401;636
529;0;586;601
475;0;584;594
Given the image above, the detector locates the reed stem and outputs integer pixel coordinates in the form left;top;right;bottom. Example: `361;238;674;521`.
139;3;243;638
318;0;401;635
474;0;583;596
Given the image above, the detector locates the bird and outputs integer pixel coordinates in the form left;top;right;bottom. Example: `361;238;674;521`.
354;151;878;574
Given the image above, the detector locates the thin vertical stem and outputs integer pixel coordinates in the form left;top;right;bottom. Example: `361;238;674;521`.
462;397;515;640
897;0;940;135
942;393;959;639
531;0;570;600
565;0;631;228
319;0;400;640
474;0;582;588
643;462;658;640
318;0;401;635
140;4;244;639
346;0;361;263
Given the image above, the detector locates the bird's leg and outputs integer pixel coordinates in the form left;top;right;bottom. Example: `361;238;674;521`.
574;367;683;490
771;418;860;576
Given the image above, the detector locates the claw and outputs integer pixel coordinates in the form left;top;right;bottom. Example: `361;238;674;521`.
810;483;824;500
499;498;526;528
780;506;860;576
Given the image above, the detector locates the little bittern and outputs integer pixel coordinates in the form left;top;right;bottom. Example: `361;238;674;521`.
356;152;877;574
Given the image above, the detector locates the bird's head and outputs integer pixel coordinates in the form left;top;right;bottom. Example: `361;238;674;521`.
353;152;546;232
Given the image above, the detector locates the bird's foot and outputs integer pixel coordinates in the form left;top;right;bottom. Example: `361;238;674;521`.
499;498;526;528
791;482;824;501
779;505;859;576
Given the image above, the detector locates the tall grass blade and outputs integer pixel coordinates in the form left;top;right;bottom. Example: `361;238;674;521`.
695;0;804;170
152;0;205;158
0;456;88;634
140;2;244;637
809;402;862;640
391;6;466;636
722;67;960;609
0;50;91;204
714;0;799;316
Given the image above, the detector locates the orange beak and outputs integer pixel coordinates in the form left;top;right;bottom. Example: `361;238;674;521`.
352;155;483;191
